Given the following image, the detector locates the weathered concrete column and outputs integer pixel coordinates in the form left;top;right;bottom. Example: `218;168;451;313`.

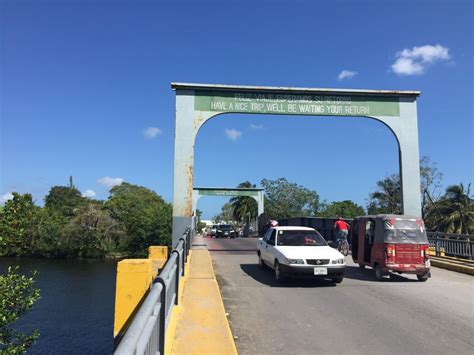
398;97;422;216
172;90;196;246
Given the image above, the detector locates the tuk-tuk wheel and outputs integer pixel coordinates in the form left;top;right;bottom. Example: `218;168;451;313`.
417;273;429;282
374;264;385;281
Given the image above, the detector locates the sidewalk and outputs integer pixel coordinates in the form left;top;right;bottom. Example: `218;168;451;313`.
430;256;474;275
166;237;237;354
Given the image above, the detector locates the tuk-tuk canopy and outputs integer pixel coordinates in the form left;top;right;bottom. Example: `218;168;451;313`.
358;214;428;244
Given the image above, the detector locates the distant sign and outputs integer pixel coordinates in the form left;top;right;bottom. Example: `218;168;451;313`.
195;90;399;117
196;189;259;197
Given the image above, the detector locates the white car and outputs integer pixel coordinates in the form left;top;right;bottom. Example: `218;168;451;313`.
257;226;346;283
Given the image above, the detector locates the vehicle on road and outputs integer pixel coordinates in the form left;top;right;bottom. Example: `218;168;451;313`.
210;225;218;238
216;224;236;238
350;215;431;281
257;226;346;283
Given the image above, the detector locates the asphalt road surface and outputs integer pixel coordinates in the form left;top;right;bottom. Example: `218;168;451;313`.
204;237;474;355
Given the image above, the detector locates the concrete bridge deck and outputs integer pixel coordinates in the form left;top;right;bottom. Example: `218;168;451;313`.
207;237;474;355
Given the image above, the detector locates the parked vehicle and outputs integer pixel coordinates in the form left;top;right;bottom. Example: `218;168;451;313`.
257;226;346;283
216;224;236;238
350;215;431;281
210;225;218;238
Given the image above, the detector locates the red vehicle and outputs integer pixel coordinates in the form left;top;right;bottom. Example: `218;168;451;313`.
350;215;431;281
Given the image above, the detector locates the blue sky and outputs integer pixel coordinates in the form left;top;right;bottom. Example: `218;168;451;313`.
1;0;473;219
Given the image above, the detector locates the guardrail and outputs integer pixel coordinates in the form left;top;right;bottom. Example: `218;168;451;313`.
115;228;193;355
427;232;473;260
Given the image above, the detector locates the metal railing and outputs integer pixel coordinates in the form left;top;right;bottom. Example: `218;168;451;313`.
115;228;193;355
427;232;473;260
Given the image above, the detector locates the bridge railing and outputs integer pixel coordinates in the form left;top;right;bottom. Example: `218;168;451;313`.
115;227;193;355
427;232;473;260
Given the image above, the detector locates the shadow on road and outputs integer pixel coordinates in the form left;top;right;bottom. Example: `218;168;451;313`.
343;265;418;283
240;263;337;288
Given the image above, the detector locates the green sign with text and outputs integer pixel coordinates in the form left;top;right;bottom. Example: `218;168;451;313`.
197;189;259;197
195;90;399;117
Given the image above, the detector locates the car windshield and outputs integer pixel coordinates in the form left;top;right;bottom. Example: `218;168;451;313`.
219;225;231;230
277;230;327;246
384;218;428;243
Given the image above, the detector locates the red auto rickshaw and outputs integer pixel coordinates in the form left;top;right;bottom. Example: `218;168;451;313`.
350;215;431;281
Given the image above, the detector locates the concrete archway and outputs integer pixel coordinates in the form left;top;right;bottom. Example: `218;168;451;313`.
171;83;421;246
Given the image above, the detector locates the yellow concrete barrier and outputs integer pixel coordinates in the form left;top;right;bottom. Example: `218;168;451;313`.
428;246;445;256
113;246;170;338
149;246;168;277
113;259;153;337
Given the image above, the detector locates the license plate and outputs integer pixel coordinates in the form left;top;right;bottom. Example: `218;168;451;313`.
314;267;327;275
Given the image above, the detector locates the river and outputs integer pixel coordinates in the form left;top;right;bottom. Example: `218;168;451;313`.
0;257;117;354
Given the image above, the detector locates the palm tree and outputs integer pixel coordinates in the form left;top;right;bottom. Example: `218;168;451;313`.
230;182;258;233
426;183;474;234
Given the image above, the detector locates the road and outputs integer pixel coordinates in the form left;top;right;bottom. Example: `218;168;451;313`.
204;237;474;355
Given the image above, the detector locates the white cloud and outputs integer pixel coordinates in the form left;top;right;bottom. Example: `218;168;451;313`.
391;44;450;75
82;189;97;198
224;128;242;141
338;70;358;81
97;176;124;188
143;127;162;139
249;124;264;130
1;192;14;204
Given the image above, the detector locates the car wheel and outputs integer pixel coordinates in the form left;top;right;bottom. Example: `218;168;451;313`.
374;264;385;281
258;253;265;269
274;261;286;283
417;272;430;282
332;277;343;284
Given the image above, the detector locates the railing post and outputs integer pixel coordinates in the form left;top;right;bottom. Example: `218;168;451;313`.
179;238;186;276
154;277;167;355
171;250;181;305
435;232;440;257
469;239;473;260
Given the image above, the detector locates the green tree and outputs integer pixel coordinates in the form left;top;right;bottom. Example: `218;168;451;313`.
261;178;320;220
105;183;172;256
318;200;365;218
44;182;86;218
425;183;474;234
213;202;234;223
0;266;40;354
367;174;401;215
420;156;443;217
32;208;68;258
62;204;126;258
0;193;39;256
230;181;258;223
367;156;443;215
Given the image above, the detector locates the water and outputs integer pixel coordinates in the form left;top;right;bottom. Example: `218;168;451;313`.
0;258;117;354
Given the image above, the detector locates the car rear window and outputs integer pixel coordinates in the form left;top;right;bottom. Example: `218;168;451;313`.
219;225;231;230
277;230;327;246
